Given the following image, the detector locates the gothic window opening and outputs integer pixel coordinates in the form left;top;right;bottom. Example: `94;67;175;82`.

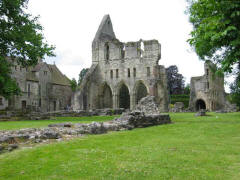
110;70;113;79
39;98;41;107
140;41;144;58
206;69;209;76
133;68;136;77
121;45;125;59
28;84;30;97
104;43;110;60
116;69;119;78
38;84;41;96
128;68;130;77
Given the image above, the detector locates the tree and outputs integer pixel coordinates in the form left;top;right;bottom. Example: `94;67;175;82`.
78;68;89;85
187;0;240;73
0;0;55;98
229;66;240;107
70;78;77;92
184;83;190;95
166;65;185;95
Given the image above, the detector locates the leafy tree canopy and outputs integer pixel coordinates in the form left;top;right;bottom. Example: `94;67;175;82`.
70;78;77;92
0;0;55;98
166;65;185;95
78;68;89;85
187;0;240;73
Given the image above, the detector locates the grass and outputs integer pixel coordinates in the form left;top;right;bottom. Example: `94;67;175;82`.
0;116;119;130
0;112;240;179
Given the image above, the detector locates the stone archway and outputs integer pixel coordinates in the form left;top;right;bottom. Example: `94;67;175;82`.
119;83;130;109
135;81;148;104
98;83;113;109
102;83;113;108
195;99;206;111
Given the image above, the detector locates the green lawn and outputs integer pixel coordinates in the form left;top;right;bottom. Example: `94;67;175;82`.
0;116;119;130
0;112;240;179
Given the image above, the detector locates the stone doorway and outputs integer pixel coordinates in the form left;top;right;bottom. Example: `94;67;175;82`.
135;81;148;104
119;84;130;109
21;100;26;110
195;99;206;111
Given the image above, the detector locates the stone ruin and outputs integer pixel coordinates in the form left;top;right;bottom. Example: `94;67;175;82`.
0;95;171;153
189;61;237;112
72;15;169;112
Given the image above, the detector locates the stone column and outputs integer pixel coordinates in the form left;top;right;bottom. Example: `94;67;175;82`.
113;94;118;109
130;93;135;110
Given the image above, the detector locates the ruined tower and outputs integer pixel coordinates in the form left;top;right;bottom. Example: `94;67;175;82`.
72;15;169;112
189;61;236;111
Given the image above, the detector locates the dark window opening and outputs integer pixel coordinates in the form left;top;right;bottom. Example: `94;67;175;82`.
15;66;17;70
0;98;3;105
133;68;136;77
110;70;113;79
28;84;30;97
206;69;209;76
53;101;56;111
147;67;150;77
121;45;125;59
128;68;130;77
39;98;41;107
116;69;119;78
105;43;109;60
44;71;47;75
207;82;209;89
38;84;41;96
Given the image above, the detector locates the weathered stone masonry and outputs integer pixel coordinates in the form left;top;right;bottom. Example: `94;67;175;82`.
0;59;72;112
189;61;236;112
73;15;169;112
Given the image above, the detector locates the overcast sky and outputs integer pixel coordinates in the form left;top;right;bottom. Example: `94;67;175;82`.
28;0;232;91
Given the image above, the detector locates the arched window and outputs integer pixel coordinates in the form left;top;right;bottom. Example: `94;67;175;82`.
133;68;136;77
104;43;109;60
140;41;144;58
110;70;113;79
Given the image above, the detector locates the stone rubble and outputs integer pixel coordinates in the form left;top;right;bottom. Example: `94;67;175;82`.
135;96;160;115
0;112;171;153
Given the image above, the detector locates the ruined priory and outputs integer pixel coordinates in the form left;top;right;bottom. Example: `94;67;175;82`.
0;15;235;113
72;15;169;112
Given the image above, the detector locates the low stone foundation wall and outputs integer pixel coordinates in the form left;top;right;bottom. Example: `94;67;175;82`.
0;108;126;121
0;111;171;153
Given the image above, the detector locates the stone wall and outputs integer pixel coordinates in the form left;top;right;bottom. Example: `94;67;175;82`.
189;61;236;112
73;15;169;112
2;59;72;112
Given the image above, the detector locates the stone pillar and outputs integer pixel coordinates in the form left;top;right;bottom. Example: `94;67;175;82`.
113;94;118;109
130;93;135;110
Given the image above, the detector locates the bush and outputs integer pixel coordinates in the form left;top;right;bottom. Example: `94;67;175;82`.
170;94;190;108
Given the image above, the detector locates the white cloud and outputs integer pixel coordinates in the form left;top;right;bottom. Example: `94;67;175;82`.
29;0;232;92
